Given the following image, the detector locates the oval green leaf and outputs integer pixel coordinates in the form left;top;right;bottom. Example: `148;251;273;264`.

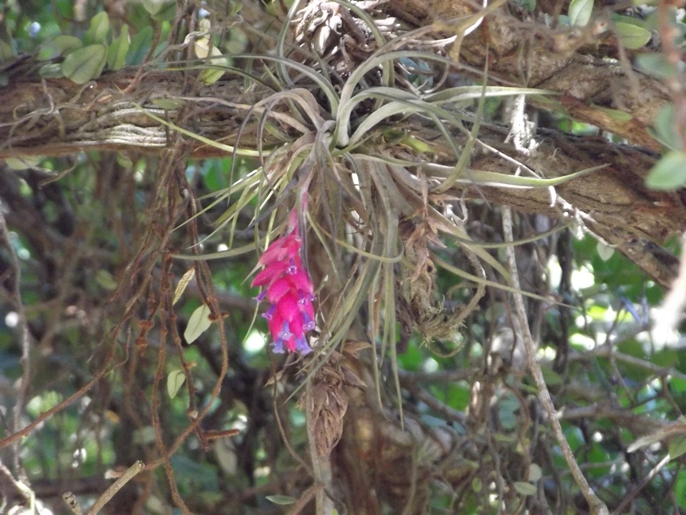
514;481;538;496
107;25;129;71
646;151;686;190
152;2;176;21
6;156;41;170
184;304;212;343
636;52;679;80
615;22;651;49
167;370;186;399
568;0;593;26
654;105;682;151
39;63;64;78
126;27;153;66
265;495;297;505
596;241;614;261
62;44;107;84
85;11;110;45
669;434;686;461
529;463;543;482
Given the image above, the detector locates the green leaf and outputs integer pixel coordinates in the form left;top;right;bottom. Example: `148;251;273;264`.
591;104;633;122
5;156;41;170
472;477;483;492
653;104;682;151
107;25;129;71
265;495;297;505
0;40;15;62
670;434;686;461
167;370;186;399
615;22;652;49
514;481;538;496
636;52;679;80
116;153;133;169
53;35;83;55
568;0;593;26
151;2;176;21
39;35;83;61
646;151;686;190
85;11;110;45
184;304;212;343
596;241;614;261
541;366;563;386
152;98;187;110
61;44;107;84
529;463;542;482
142;0;171;15
126;27;153;66
39;63;65;78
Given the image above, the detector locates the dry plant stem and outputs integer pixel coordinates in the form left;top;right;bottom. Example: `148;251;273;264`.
87;460;144;515
287;483;325;515
0;201;31;475
150;254;192;515
502;207;609;515
611;455;670;515
305;379;334;515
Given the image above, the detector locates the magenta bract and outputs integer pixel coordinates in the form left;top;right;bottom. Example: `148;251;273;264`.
252;231;316;354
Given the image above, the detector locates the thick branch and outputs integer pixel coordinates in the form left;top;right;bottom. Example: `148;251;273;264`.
1;70;682;286
385;0;670;150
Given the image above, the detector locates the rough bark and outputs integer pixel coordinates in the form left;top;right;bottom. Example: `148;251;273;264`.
1;70;681;287
384;0;671;151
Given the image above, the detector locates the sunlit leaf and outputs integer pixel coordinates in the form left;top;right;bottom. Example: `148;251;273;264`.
568;0;593;26
265;495;297;505
167;370;186;399
184;304;212;343
596;242;614;261
6;156;41;170
61;44;107;84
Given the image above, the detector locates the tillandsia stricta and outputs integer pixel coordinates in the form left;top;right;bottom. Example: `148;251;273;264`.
252;205;316;354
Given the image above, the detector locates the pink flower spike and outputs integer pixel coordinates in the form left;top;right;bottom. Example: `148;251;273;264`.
252;261;289;287
267;277;292;303
277;293;301;322
289;270;314;294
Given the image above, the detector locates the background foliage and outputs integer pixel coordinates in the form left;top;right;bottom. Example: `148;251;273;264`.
1;0;686;514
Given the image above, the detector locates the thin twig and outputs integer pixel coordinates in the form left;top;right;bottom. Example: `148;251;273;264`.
502;206;609;515
611;455;670;515
87;460;144;515
0;200;31;475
